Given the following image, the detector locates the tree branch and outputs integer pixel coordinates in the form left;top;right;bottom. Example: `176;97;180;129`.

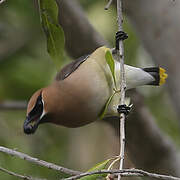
104;0;113;10
0;166;44;180
126;91;180;175
116;0;126;179
0;101;27;110
124;0;180;121
57;0;107;59
63;169;180;180
0;146;80;176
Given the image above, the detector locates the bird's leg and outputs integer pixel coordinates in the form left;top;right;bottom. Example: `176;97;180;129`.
117;104;131;116
115;31;128;50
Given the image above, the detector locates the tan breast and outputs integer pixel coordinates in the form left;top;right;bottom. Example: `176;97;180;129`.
47;47;115;127
56;50;113;127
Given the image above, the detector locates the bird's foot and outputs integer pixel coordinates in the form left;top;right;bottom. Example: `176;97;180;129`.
117;104;131;116
115;31;128;50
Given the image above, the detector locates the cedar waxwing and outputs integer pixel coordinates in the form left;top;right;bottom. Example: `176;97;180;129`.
23;46;167;134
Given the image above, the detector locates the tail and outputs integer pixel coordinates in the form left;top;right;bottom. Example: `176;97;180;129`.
143;67;168;86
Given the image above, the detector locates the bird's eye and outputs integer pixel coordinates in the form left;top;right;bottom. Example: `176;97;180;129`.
37;98;42;106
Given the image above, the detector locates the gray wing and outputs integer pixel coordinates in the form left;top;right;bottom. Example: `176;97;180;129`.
55;55;89;81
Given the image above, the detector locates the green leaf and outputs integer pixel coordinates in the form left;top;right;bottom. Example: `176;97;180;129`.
99;93;115;120
39;0;65;70
105;50;117;89
80;159;111;180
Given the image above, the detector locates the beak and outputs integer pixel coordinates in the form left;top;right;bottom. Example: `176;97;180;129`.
23;115;41;134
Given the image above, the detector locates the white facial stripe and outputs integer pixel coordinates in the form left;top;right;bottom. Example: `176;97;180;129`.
40;98;46;119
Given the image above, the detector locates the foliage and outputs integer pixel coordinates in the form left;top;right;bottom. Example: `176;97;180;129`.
39;0;65;70
100;49;119;120
99;93;115;120
105;49;117;89
80;158;111;180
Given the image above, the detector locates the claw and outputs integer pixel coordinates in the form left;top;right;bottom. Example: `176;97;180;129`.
117;104;131;116
115;31;128;50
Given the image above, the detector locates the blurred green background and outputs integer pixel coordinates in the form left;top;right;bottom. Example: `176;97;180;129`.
0;0;179;179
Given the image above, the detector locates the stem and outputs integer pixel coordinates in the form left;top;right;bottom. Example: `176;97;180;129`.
63;169;180;180
0;166;44;180
0;101;27;110
0;146;80;176
104;0;113;10
116;0;126;179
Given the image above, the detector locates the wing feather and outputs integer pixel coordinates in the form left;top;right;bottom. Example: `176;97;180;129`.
55;55;89;81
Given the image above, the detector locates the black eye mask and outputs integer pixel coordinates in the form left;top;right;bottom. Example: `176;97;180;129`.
29;95;43;118
23;94;43;134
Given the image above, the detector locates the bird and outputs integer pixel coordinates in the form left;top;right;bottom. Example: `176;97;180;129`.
23;46;168;134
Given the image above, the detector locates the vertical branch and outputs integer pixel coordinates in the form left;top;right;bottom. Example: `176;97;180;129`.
117;0;126;180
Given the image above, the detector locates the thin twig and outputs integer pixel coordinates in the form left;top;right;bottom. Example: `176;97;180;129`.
107;157;120;171
62;169;180;180
104;0;113;10
0;146;80;176
0;166;44;180
116;0;126;180
0;101;27;110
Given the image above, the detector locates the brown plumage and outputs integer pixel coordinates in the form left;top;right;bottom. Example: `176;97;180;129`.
23;47;167;134
24;47;110;134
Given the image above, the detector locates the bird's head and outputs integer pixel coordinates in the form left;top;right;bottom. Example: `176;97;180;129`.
24;89;46;134
24;83;64;134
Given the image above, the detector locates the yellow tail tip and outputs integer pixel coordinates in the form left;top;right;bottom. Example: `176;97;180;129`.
159;67;168;85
